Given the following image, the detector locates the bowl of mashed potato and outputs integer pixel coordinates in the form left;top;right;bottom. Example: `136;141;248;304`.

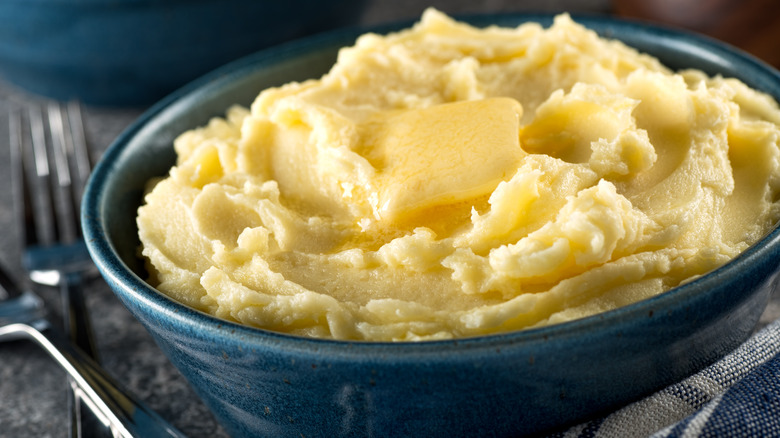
83;10;780;437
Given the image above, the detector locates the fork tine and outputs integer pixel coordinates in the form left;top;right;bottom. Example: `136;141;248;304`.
67;101;91;205
47;102;79;244
9;109;24;265
27;105;56;247
7;110;24;301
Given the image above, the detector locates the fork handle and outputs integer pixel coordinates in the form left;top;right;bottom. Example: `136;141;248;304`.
62;273;109;438
0;322;187;438
62;273;100;360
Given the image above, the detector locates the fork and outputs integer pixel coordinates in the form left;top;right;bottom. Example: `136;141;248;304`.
0;259;187;438
10;102;105;437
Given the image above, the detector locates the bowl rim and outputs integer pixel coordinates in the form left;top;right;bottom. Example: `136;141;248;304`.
83;11;780;356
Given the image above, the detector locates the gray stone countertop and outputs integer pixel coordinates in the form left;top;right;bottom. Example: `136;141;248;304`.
1;1;779;437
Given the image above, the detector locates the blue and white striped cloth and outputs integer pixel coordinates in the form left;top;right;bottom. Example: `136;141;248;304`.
552;318;780;437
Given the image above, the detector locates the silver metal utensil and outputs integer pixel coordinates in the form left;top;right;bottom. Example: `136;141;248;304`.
10;102;103;437
0;258;187;438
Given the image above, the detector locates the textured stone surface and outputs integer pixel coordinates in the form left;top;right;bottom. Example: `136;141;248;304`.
2;1;779;436
0;88;227;437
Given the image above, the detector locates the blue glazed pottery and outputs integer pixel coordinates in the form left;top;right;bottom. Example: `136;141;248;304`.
0;0;365;106
82;14;780;437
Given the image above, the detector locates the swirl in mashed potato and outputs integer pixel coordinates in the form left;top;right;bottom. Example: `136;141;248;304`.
137;9;780;341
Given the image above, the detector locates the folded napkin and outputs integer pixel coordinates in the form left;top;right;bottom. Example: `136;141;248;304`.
552;317;780;438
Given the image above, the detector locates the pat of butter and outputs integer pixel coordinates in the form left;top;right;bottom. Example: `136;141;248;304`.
366;97;525;221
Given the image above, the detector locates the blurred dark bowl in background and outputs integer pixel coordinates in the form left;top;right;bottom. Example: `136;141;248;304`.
0;0;366;106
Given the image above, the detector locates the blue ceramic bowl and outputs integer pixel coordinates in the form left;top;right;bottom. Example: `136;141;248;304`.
0;0;365;106
82;14;780;438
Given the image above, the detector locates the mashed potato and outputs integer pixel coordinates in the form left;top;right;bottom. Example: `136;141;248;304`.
137;9;780;341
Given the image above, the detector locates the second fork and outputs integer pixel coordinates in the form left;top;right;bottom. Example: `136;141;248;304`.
11;102;107;437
